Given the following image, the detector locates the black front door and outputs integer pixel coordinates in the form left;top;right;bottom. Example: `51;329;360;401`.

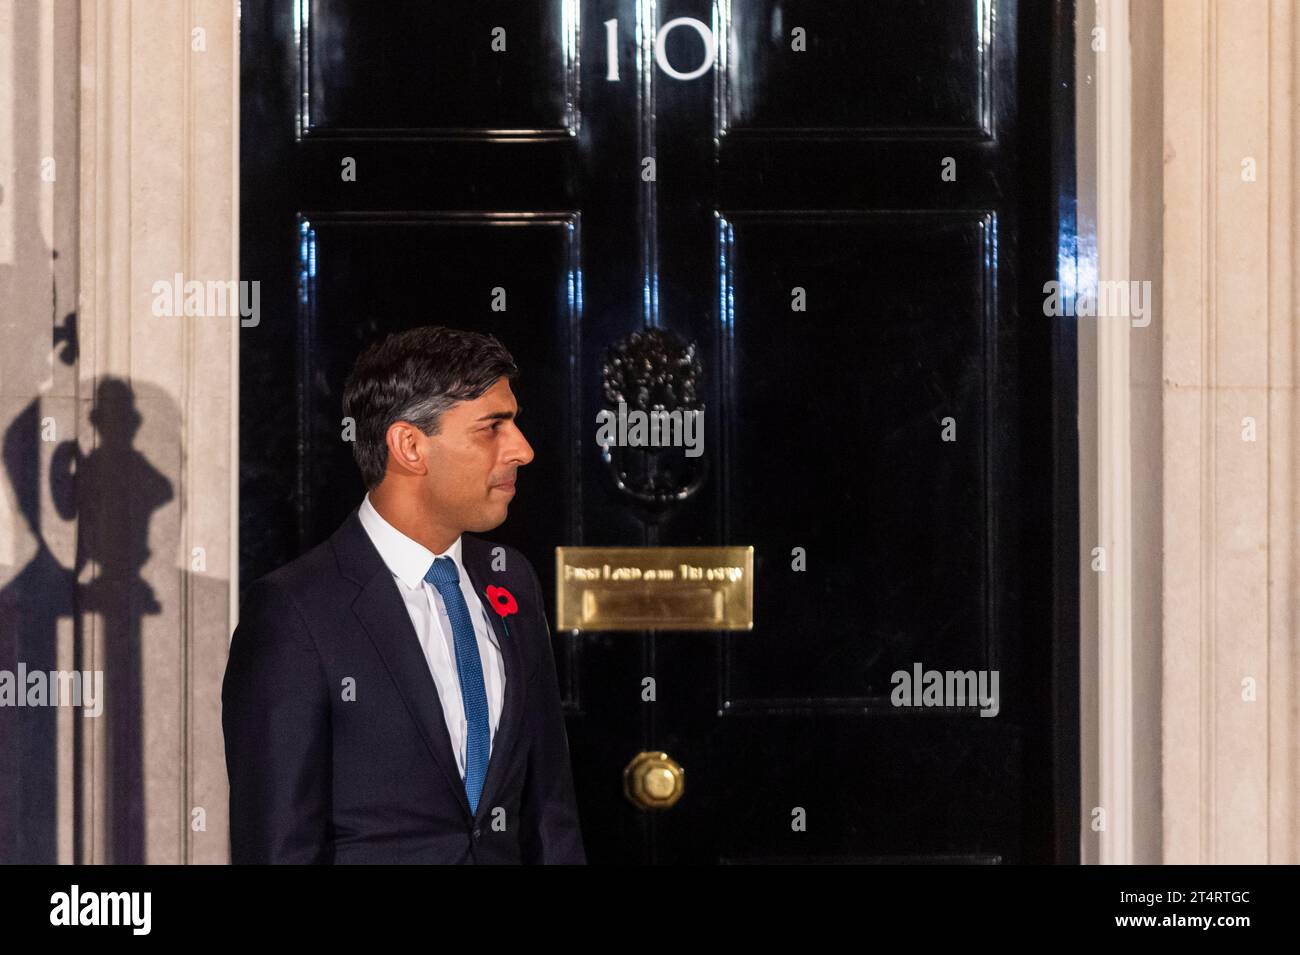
241;0;1077;864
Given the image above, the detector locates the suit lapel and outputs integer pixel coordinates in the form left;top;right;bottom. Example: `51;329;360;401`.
333;507;471;819
462;536;527;825
351;567;473;820
331;507;528;826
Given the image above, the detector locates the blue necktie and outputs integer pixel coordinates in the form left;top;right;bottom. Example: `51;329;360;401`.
424;556;491;815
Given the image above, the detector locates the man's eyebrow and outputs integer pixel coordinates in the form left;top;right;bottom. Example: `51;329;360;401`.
475;407;519;422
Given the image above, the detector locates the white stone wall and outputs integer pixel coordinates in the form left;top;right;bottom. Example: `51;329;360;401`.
0;0;236;864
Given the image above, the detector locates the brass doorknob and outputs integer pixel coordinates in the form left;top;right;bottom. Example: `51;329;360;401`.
623;750;685;809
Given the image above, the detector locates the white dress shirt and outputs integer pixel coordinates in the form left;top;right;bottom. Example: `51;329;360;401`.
358;492;506;780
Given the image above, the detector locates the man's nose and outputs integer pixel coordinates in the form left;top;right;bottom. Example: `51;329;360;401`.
510;425;535;466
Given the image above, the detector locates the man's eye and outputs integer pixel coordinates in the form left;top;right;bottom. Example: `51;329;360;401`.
490;421;503;431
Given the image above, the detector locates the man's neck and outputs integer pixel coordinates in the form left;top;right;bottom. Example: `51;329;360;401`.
368;486;459;555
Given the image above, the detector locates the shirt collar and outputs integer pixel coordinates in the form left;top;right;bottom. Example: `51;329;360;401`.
358;492;464;591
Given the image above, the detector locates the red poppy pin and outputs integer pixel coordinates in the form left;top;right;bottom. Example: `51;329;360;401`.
485;585;518;618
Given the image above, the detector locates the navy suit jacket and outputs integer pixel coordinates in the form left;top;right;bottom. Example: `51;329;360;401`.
221;506;586;863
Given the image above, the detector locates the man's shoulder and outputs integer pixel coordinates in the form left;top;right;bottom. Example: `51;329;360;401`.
240;534;348;617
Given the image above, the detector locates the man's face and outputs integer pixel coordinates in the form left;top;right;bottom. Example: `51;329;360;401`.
413;377;534;534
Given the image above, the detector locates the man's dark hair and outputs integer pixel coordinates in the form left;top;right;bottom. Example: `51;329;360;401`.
342;325;519;490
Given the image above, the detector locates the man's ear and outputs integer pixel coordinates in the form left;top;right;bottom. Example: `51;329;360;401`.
385;421;429;477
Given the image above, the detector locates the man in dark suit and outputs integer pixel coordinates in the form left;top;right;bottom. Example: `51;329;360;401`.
222;326;586;863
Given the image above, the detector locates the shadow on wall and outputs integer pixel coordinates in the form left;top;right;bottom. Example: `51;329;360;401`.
0;0;233;864
0;375;176;863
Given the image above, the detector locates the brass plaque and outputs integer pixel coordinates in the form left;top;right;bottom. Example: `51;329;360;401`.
555;547;754;631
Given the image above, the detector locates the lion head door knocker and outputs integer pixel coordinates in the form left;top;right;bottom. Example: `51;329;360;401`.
598;327;708;513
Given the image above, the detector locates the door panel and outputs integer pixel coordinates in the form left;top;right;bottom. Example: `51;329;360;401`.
719;213;991;705
293;214;581;563
301;0;575;136
719;0;988;135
